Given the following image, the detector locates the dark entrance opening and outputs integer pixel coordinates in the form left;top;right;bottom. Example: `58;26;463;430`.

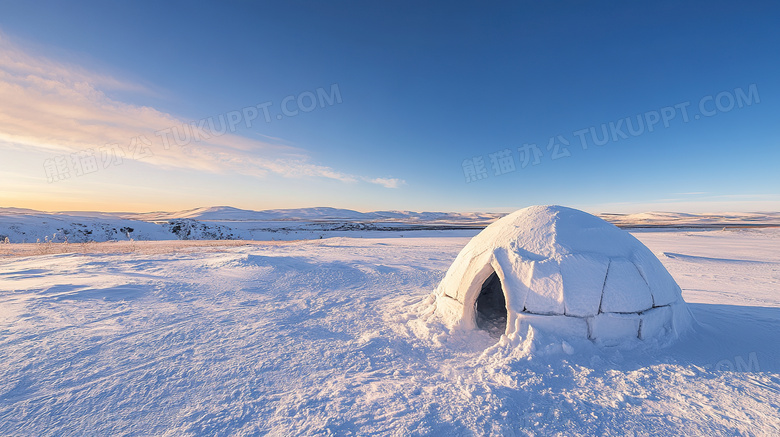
475;271;507;337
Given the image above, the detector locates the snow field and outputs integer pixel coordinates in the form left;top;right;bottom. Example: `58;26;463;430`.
0;230;778;436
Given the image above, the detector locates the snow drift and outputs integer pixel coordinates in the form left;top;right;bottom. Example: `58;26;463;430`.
433;205;693;346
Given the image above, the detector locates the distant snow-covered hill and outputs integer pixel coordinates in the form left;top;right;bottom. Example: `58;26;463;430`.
601;211;780;227
0;206;500;243
0;208;175;243
123;206;505;223
1;206;778;243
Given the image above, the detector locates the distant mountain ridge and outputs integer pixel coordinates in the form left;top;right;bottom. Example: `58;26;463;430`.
1;206;778;244
0;206;505;244
600;211;780;227
97;206;505;223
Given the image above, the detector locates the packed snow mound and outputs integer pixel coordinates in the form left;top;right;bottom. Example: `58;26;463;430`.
433;205;693;346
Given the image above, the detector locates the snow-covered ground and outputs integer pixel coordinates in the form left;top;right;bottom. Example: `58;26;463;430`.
1;229;779;435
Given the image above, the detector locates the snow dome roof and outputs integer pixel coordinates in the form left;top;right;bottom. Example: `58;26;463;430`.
433;205;692;345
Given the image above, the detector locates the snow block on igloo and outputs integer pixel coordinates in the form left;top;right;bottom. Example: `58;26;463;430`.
439;246;493;303
670;301;694;335
600;258;653;313
589;312;641;345
492;247;532;314
639;305;673;340
561;254;609;317
516;313;589;338
521;258;564;315
632;249;681;307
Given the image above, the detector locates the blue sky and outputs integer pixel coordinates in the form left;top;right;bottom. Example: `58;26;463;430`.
0;0;778;213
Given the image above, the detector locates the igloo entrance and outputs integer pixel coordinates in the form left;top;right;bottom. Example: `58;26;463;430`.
475;270;507;336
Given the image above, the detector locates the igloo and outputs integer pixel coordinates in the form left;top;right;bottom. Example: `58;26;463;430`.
433;205;692;345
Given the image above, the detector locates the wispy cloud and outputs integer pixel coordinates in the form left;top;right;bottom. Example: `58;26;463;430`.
0;32;404;188
364;177;406;188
